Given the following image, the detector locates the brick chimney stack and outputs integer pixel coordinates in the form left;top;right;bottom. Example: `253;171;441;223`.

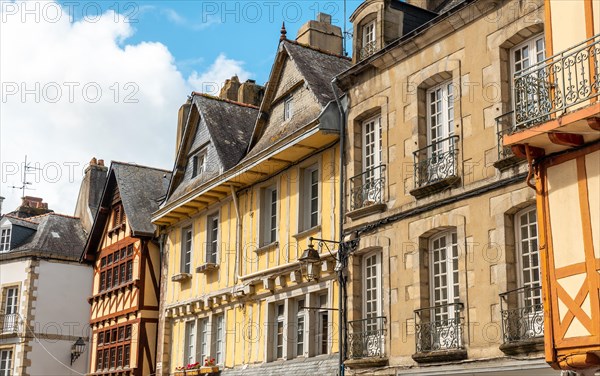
219;76;241;102
296;13;343;56
10;196;53;218
218;76;264;107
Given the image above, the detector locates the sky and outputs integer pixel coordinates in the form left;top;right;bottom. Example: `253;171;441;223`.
0;0;362;215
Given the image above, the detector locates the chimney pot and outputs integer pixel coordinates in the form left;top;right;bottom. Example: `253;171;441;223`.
98;159;105;166
317;13;331;24
296;13;343;55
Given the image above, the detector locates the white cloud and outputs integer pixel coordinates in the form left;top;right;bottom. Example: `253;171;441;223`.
188;54;251;96
0;1;251;215
161;8;221;31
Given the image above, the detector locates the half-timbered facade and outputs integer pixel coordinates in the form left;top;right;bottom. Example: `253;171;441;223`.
153;14;350;376
81;162;171;376
503;1;600;372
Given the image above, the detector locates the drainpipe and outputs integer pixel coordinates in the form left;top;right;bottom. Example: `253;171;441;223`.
331;77;346;376
230;184;243;282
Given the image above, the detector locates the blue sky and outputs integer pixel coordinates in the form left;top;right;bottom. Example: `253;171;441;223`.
0;0;362;214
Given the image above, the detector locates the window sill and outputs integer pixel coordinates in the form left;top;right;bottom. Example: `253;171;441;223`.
409;176;461;200
196;263;219;273
499;336;544;355
171;273;192;282
344;356;389;369
411;348;467;363
89;280;138;302
346;203;386;221
254;242;278;254
293;225;321;240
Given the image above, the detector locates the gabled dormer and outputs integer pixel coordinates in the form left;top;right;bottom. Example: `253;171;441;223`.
350;0;438;62
0;216;37;253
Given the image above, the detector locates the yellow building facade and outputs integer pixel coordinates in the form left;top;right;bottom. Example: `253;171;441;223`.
153;16;351;375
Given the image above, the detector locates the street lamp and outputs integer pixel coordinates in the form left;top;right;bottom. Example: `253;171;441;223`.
298;242;322;281
70;337;86;365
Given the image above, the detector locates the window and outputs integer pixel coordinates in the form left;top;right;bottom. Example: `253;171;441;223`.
96;324;132;371
284;96;293;121
184;321;196;365
274;304;285;359
427;81;454;153
2;287;18;333
213;314;225;365
296;299;306;357
181;226;193;273
361;116;383;202
198;318;209;364
261;187;278;245
98;245;135;292
360;20;376;59
516;207;542;307
300;166;319;231
363;252;382;326
191;152;206;178
96;350;103;371
0;349;12;376
511;35;547;124
0;228;11;252
206;214;219;264
112;204;125;228
316;294;329;355
511;35;545;78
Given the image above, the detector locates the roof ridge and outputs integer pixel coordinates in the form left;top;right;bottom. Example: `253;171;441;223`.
282;39;352;61
4;214;40;224
191;92;260;110
111;161;171;173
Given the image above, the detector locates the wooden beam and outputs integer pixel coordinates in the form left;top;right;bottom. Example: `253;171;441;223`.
587;117;600;131
268;157;293;164
244;170;268;176
294;143;318;151
511;144;545;159
548;132;584;147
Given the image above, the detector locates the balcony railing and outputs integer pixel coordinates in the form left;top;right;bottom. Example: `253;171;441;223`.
359;40;377;60
414;302;464;353
349;165;386;211
500;285;544;344
496;111;515;161
413;136;459;189
514;33;600;129
347;316;387;359
1;313;20;334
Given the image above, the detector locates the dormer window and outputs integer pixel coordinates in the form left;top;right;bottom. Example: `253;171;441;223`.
0;227;11;252
191;150;206;178
361;20;376;60
284;96;293;121
112;204;125;228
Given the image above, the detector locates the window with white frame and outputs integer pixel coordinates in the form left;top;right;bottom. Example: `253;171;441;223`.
206;214;219;264
363;252;382;326
213;314;225;365
427;81;454;153
360;20;376;59
274;303;285;359
295;299;306;357
181;226;193;274
2;287;18;334
284;96;293;121
0;227;11;252
316;294;329;355
511;35;547;121
184;321;196;365
300;165;319;231
430;231;460;318
511;35;545;78
516;207;542;308
198;318;209;364
0;349;12;376
261;186;278;245
362;116;382;183
190;149;207;179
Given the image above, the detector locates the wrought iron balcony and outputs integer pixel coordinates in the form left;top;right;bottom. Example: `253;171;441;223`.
513;33;600;129
1;313;20;334
347;316;387;360
413;136;459;189
414;302;464;353
500;285;544;344
349;165;386;212
359;40;377;60
496;111;515;161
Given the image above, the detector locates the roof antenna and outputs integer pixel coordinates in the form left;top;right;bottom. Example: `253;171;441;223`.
10;155;40;198
343;0;347;56
280;22;287;41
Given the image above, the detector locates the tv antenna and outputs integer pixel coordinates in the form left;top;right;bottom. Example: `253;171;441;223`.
10;155;41;198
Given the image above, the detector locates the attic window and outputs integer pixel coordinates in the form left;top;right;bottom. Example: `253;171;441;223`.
112;204;125;228
284;96;293;121
191;150;206;178
360;20;376;60
0;227;11;252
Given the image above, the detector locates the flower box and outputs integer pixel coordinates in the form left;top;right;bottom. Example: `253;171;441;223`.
200;366;219;374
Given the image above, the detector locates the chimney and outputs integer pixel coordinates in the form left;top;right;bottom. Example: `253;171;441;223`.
74;157;108;231
296;13;343;55
219;75;241;101
12;196;53;218
237;79;265;107
175;97;192;158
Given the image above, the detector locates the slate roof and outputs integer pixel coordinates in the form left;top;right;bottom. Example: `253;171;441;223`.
112;162;171;236
164;94;259;205
283;40;351;106
3;214;87;261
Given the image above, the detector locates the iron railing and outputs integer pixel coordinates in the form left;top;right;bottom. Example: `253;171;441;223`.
1;313;20;334
359;41;377;60
414;302;464;353
514;34;600;129
349;165;386;211
496;111;515;161
500;285;544;344
347;316;387;359
413;136;459;189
